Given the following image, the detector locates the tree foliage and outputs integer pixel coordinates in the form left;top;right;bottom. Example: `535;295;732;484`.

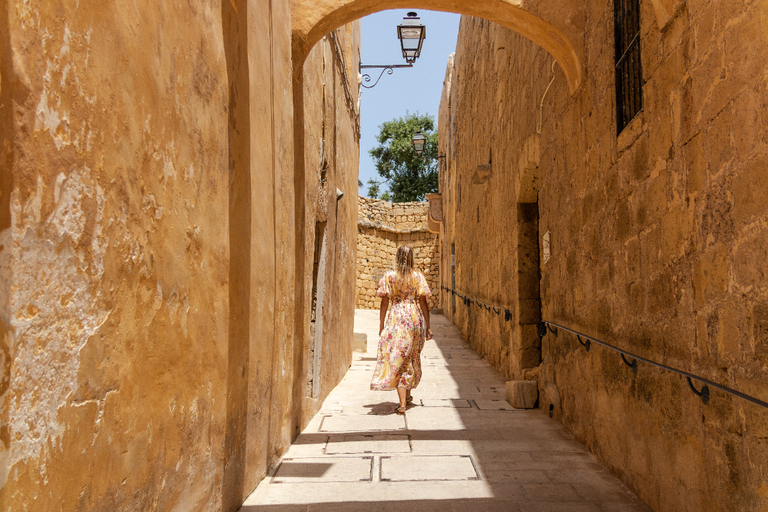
366;178;381;198
368;112;438;203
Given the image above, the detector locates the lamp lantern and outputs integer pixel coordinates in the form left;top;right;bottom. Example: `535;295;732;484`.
412;131;427;156
397;12;426;64
359;11;427;89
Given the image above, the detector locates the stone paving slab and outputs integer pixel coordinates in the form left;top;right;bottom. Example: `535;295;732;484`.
474;399;515;410
271;457;373;483
421;398;472;408
319;414;406;432
239;310;652;512
380;454;480;481
325;434;411;454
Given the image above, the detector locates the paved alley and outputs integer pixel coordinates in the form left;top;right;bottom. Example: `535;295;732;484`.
239;311;651;512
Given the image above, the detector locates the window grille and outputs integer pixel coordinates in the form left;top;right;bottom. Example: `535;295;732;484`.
614;0;643;133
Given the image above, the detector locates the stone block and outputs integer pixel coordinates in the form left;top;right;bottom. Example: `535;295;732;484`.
660;205;693;264
734;230;768;294
732;154;768;229
693;243;728;307
352;332;367;352
506;380;538;409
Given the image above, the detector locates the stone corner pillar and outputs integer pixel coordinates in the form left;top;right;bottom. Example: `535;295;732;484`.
505;380;538;409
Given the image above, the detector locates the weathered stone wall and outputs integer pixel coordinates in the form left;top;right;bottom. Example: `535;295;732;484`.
356;197;440;310
300;26;361;414
441;6;768;512
0;2;359;511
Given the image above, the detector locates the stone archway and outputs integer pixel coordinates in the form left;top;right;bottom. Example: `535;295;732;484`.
292;0;584;93
289;3;585;401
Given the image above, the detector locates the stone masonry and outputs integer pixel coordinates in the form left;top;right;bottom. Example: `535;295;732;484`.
1;3;359;511
440;7;768;512
7;0;768;510
356;197;440;310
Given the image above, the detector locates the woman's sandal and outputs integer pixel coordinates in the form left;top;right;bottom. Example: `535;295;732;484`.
406;396;414;405
395;405;407;415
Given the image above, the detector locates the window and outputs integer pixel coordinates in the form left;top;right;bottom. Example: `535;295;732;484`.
614;0;643;133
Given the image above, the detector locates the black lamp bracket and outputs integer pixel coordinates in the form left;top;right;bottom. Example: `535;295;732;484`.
359;63;413;89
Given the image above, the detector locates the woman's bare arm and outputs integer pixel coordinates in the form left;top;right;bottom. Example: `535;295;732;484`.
419;296;432;339
379;297;389;336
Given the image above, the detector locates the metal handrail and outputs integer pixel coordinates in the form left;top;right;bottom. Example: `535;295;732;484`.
438;286;768;410
539;320;768;410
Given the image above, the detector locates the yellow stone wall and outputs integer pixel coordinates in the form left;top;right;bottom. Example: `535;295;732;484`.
356;197;440;310
301;25;361;413
441;7;768;512
0;2;359;511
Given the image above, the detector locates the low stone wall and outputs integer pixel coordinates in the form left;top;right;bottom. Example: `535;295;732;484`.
356;197;440;310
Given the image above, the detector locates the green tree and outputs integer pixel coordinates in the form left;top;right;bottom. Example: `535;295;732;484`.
368;112;438;203
366;178;382;198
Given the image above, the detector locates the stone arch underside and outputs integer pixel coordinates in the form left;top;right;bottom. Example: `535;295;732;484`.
292;0;584;93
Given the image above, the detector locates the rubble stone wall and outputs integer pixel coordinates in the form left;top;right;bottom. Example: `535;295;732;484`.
356;197;440;310
441;7;768;512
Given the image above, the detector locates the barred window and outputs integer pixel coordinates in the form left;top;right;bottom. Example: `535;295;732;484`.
614;0;643;134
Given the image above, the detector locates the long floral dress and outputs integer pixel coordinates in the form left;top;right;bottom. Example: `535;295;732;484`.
370;270;431;391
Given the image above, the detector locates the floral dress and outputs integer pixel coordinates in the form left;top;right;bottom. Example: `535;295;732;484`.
370;270;432;391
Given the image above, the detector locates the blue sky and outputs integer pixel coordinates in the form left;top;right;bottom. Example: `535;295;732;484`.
358;10;460;197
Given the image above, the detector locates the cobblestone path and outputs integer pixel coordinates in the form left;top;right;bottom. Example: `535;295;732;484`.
240;311;651;512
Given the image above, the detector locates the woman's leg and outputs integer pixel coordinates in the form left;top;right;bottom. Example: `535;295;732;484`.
396;387;407;408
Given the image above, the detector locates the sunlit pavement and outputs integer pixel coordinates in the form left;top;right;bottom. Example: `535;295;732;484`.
239;310;651;512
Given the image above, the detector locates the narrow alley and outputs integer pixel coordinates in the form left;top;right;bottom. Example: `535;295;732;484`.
239;311;651;512
5;1;768;510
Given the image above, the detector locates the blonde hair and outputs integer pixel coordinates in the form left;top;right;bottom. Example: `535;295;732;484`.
395;245;415;278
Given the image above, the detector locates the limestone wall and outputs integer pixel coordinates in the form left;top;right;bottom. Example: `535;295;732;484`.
0;2;359;511
441;7;768;512
301;26;361;412
356;197;440;310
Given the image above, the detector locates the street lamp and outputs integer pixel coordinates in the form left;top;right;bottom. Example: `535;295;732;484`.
398;12;426;64
411;131;426;155
411;130;446;170
359;12;427;89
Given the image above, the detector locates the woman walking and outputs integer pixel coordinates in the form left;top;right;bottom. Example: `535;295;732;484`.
370;245;432;414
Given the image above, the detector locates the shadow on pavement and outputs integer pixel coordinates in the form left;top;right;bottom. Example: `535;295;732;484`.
238;312;651;512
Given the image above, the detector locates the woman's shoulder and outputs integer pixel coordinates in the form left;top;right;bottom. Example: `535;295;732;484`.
380;270;396;283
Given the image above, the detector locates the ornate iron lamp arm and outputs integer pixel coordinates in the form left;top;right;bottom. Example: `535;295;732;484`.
359;63;413;89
